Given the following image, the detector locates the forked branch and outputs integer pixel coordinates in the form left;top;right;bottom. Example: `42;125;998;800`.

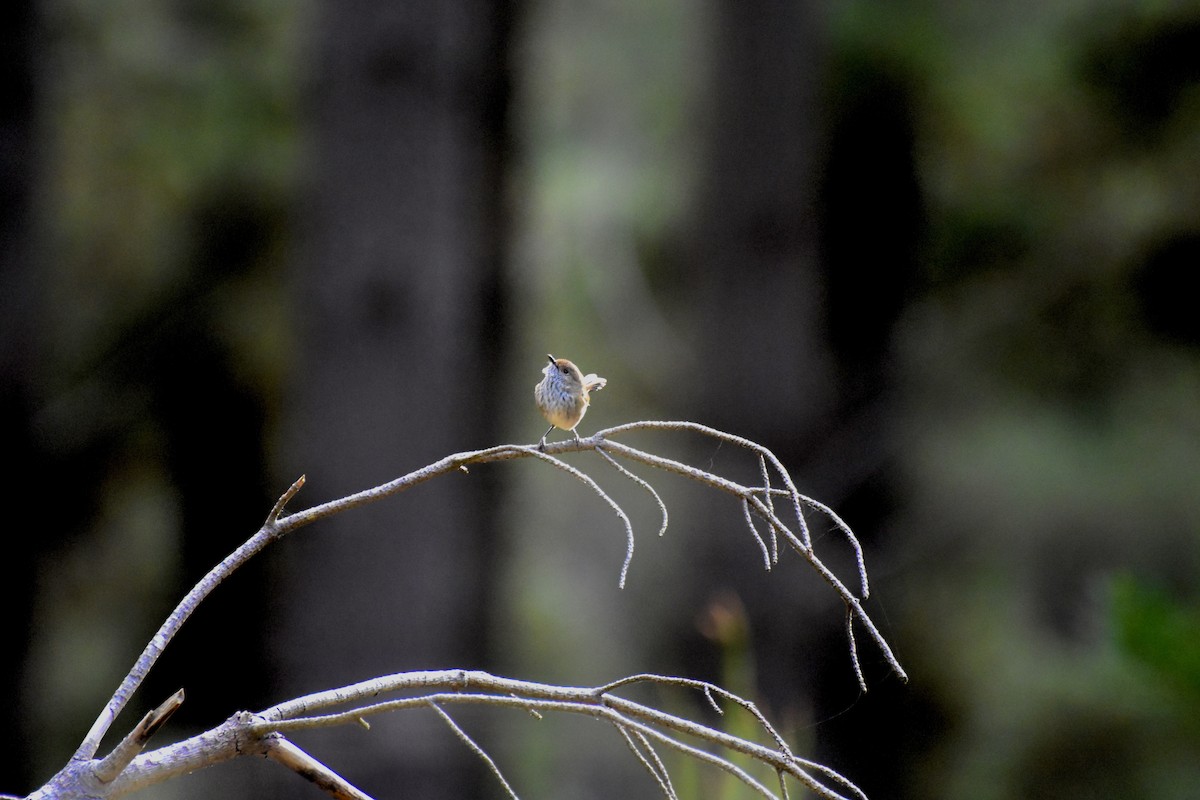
25;421;903;800
98;670;867;800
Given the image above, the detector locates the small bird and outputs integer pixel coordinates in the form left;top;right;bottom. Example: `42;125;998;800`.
534;354;607;449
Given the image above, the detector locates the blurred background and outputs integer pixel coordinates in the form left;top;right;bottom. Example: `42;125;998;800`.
3;0;1199;797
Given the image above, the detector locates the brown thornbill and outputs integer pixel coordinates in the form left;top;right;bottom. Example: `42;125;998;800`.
534;354;606;449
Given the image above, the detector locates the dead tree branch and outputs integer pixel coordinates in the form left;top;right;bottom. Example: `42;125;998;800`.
21;421;903;800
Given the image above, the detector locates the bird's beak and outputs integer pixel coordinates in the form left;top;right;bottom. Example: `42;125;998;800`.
546;354;555;364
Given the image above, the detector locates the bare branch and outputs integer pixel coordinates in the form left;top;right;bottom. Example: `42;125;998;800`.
253;670;863;799
42;420;903;800
590;430;905;681
39;667;867;800
97;712;273;799
74;528;276;761
264;736;375;800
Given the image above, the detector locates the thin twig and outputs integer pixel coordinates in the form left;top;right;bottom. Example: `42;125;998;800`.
845;606;866;694
601;421;813;550
614;723;677;800
521;445;636;588
604;710;780;800
596;445;669;537
594;673;796;763
742;498;772;571
428;702;519;800
763;489;869;599
800;494;869;599
633;728;677;800
758;455;778;564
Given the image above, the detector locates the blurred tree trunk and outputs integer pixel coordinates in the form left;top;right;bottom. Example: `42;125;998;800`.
682;0;835;714
683;1;918;796
5;4;293;783
0;0;39;791
688;1;833;450
275;1;513;796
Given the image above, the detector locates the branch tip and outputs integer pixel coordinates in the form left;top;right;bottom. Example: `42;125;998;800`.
268;475;307;524
94;688;185;783
145;689;185;737
266;736;375;800
845;607;867;694
702;686;722;715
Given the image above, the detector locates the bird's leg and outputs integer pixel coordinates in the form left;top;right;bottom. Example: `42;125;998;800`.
539;425;554;452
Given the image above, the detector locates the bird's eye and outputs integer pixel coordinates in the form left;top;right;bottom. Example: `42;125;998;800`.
560;367;569;374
